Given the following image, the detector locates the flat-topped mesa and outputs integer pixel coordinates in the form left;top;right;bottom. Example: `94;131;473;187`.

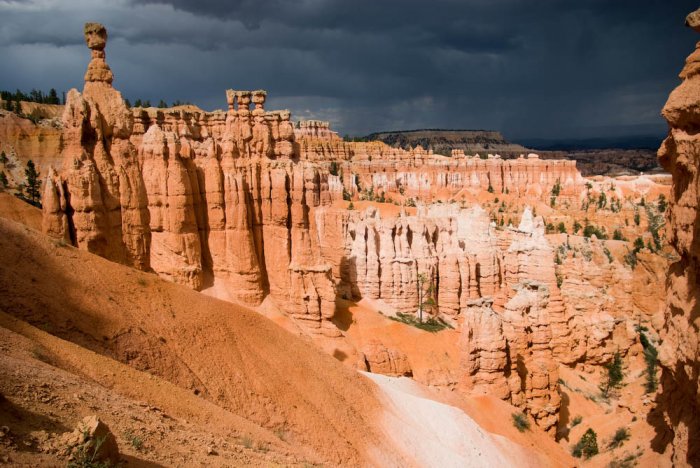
654;8;700;465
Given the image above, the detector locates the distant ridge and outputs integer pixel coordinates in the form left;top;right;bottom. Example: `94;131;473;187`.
520;135;665;151
367;128;497;134
363;129;528;156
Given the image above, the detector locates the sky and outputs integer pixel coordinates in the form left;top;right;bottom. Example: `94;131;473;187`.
1;0;698;141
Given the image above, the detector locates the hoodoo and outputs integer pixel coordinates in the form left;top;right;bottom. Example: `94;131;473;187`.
42;23;338;335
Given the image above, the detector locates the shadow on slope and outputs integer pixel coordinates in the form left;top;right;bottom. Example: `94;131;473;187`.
0;217;402;466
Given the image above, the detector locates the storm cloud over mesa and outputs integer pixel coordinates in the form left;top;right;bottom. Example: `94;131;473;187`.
0;0;697;139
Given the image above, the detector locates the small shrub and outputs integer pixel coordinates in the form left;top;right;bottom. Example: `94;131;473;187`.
67;434;113;468
657;194;667;213
512;412;530;432
551;179;561;197
609;451;642;468
608;427;630;449
347;201;355;210
387;312;453;333
573;220;582;234
570;415;583;427
123;430;143;451
597;192;607;209
639;331;659;393
241;436;253;449
624;250;638;269
136;277;147;287
645;206;664;252
572;428;599;459
256;441;269;453
613;229;625;241
581;244;593;262
557;222;567;233
600;352;624;397
583;223;607;239
633;237;644;252
603;247;613;263
610;197;622;212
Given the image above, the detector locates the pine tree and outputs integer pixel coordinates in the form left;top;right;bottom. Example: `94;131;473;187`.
48;88;59;105
0;171;7;188
24;160;41;205
572;428;599;459
600;351;623;397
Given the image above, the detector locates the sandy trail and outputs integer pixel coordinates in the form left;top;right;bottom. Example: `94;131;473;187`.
365;372;554;468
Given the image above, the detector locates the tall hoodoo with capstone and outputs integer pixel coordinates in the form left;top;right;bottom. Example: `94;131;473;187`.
43;22;151;270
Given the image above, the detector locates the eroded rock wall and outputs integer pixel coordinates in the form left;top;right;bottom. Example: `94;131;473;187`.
654;10;700;464
42;24;336;333
297;131;584;201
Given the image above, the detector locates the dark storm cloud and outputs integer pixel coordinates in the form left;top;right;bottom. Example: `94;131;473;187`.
1;0;699;140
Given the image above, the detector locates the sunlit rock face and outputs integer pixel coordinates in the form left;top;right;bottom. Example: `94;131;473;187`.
42;23;336;334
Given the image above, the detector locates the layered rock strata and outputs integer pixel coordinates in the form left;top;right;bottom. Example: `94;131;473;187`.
296;126;584;200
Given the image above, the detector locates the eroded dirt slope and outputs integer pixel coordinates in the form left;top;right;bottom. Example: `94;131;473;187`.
0;217;403;466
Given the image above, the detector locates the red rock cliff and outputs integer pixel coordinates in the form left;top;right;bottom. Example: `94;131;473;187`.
42;24;336;334
653;9;700;465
